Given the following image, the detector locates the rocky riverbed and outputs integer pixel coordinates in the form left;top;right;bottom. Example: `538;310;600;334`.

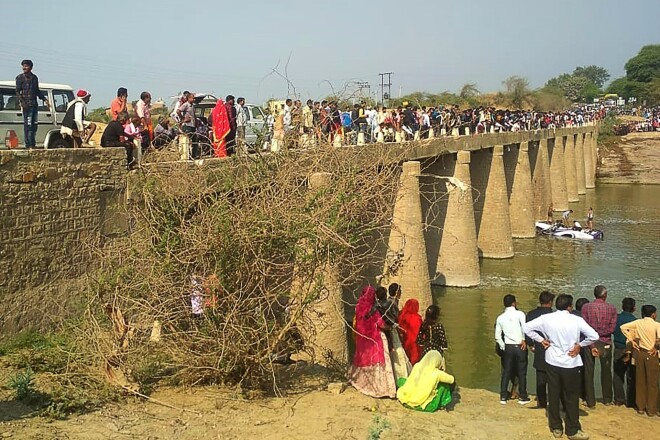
598;132;660;184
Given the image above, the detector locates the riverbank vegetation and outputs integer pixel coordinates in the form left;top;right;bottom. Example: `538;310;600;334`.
2;142;440;419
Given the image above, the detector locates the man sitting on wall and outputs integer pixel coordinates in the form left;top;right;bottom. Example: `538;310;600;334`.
101;112;137;169
60;89;96;148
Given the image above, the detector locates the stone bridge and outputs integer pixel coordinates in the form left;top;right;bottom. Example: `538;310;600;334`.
0;124;598;346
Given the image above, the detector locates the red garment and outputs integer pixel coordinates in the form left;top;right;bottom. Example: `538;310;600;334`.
398;299;423;365
581;298;618;344
211;99;230;157
352;286;386;368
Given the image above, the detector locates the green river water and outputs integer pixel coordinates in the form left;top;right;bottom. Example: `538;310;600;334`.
434;184;660;391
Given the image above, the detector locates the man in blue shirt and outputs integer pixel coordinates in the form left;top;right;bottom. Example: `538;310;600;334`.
15;59;50;148
612;297;636;407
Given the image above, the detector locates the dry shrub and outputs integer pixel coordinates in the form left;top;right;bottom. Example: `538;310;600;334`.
82;141;419;392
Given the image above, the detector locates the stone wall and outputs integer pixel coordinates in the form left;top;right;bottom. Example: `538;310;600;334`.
0;148;126;296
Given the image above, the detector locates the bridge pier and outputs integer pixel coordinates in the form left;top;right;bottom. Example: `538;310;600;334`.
549;136;569;211
291;172;347;367
530;139;553;222
564;133;579;202
470;146;514;258
384;161;433;308
584;132;596;188
432;151;480;287
576;133;587;194
591;131;598;182
504;142;536;238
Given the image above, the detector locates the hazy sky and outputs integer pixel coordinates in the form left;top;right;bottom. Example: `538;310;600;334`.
2;0;659;107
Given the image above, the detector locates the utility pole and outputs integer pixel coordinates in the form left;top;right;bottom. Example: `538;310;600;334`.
378;72;393;106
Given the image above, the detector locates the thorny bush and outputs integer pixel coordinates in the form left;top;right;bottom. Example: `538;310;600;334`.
83;141;419;393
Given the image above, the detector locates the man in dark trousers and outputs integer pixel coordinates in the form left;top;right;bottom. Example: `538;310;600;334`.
224;95;237;155
100;112;136;169
581;285;618;408
612;297;636;407
526;290;555;409
15;59;50;148
524;294;598;440
495;294;530;405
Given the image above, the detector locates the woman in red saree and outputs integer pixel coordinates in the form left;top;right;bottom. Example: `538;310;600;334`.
398;299;423;365
210;99;230;157
348;285;396;398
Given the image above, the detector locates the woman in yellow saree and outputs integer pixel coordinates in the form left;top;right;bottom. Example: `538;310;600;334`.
396;350;454;412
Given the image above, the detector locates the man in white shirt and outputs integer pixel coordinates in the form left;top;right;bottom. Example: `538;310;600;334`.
283;99;292;132
235;97;248;155
495;294;530;405
524;294;598;440
60;89;96;148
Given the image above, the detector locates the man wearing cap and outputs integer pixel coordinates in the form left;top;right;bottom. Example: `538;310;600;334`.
60;90;96;148
110;88;128;121
15;59;50;148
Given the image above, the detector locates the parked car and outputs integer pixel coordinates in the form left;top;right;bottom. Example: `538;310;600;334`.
0;80;76;149
170;94;267;148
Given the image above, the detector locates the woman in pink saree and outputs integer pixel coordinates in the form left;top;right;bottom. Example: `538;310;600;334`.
348;285;397;398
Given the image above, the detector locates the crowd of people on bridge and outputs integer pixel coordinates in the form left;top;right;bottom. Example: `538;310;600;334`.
269;100;604;147
343;282;659;440
13;59;605;169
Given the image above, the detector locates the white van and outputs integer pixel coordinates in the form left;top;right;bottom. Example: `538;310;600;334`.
0;80;75;149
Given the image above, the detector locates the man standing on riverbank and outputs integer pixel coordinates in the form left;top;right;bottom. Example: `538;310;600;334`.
613;297;636;407
524;294;598;440
620;304;660;417
495;294;530;405
581;285;617;408
526;291;555;409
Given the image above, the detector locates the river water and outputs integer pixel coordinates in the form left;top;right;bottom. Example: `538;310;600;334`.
434;184;660;391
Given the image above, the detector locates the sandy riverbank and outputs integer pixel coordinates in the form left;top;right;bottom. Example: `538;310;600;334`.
1;370;656;440
598;132;660;184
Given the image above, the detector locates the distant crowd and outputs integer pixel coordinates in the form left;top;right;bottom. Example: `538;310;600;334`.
14;59;605;169
613;107;660;135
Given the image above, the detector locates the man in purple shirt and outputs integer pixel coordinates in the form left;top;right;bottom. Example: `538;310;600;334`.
580;285;617;408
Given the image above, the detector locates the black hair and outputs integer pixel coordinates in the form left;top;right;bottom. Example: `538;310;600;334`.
424;305;440;323
237;97;245;104
594;285;607;299
575;297;589;311
556;294;574;311
375;286;387;301
117;87;128;97
285;98;292;105
140;91;150;100
503;294;516;308
21;59;33;68
622;297;635;313
117;112;129;123
539;290;555;306
641;305;656;318
388;283;400;298
226;95;235;102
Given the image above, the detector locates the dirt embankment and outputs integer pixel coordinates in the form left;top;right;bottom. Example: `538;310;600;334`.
1;376;656;439
598;132;660;184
